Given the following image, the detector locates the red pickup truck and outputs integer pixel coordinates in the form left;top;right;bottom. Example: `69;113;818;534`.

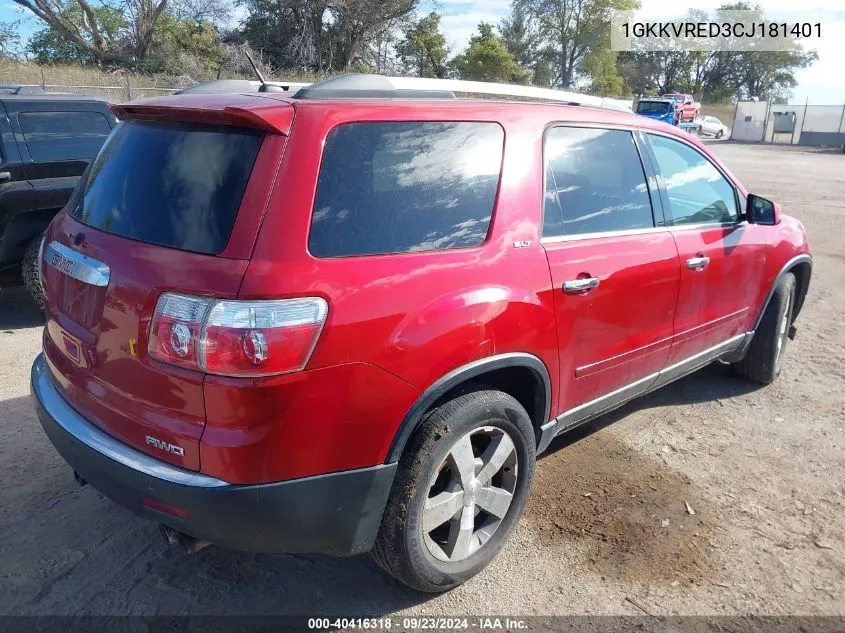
664;92;701;122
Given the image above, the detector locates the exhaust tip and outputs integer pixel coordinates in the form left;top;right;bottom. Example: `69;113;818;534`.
158;524;210;554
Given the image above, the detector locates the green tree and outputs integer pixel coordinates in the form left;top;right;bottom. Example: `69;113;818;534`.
580;26;624;96
531;55;555;87
239;0;417;72
14;0;167;65
396;12;448;78
0;21;21;58
498;5;536;68
28;25;92;63
516;0;637;88
450;23;531;84
143;13;224;75
26;3;126;64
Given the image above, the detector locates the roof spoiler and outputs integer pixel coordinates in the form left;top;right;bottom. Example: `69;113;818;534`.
109;102;294;135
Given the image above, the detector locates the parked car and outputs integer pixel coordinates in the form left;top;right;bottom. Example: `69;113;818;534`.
31;75;812;593
635;97;677;125
664;92;701;122
698;115;730;139
0;91;117;305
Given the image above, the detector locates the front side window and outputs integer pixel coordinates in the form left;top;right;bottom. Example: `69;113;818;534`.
543;127;654;238
647;134;739;225
309;121;504;258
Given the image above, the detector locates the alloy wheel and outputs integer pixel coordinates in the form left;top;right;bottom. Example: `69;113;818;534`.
422;426;518;563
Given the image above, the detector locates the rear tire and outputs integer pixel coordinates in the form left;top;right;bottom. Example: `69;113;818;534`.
22;231;46;309
734;273;796;384
372;388;535;592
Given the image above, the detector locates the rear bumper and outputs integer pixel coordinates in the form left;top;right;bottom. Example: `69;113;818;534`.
31;354;396;556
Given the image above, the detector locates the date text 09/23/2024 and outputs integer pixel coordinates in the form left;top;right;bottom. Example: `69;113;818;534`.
307;618;528;630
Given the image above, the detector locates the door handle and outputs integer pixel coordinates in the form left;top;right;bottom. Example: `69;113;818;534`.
563;277;600;294
686;256;710;270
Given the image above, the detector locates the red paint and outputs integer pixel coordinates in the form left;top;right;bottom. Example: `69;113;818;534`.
668;225;767;364
41;93;811;485
545;233;679;409
663;93;701;122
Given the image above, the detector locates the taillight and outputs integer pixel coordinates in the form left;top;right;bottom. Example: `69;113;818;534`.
148;293;328;377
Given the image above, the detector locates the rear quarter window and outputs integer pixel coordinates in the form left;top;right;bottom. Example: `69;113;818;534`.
309;121;504;258
19;111;111;161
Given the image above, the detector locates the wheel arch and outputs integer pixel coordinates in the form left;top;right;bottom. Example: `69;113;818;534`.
754;254;812;332
385;353;551;463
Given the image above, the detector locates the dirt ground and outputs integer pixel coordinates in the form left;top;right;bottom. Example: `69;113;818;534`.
0;142;842;617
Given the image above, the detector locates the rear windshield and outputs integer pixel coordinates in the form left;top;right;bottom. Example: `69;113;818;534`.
68;120;263;255
637;101;672;115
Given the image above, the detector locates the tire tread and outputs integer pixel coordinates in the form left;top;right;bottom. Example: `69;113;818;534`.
372;388;534;592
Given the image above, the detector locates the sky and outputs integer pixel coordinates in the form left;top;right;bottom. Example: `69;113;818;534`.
2;0;843;104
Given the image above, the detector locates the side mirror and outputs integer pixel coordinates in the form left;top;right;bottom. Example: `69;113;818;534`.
746;194;781;225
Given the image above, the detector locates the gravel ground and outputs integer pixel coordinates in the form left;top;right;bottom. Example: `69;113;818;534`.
0;142;842;617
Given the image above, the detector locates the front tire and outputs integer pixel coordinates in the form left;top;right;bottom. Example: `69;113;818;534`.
716;129;724;139
372;388;535;592
734;272;796;384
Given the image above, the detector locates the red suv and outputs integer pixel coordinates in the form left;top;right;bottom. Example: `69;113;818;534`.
31;75;811;593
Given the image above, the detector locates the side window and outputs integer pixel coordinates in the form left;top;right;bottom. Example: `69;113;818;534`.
543;126;654;238
309;122;503;258
648;134;739;225
18;111;111;162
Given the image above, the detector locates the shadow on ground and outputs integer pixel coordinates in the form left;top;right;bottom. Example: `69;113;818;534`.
0;286;44;330
544;362;761;456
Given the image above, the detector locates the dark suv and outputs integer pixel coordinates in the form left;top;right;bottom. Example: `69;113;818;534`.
0;90;116;303
31;75;811;592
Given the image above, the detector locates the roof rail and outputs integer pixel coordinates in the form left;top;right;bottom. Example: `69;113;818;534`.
176;79;313;95
293;74;455;100
292;74;632;112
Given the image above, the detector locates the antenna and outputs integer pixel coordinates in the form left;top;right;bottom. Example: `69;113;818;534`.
243;50;286;92
243;49;266;86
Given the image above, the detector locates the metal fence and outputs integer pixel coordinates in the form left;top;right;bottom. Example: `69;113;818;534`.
42;83;179;101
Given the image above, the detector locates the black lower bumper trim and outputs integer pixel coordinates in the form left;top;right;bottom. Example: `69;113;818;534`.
31;354;396;556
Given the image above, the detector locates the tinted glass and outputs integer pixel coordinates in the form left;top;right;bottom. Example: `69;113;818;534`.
68;121;262;254
309;122;503;257
637;101;672;115
648;134;738;225
19;111;111;161
543;127;654;237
